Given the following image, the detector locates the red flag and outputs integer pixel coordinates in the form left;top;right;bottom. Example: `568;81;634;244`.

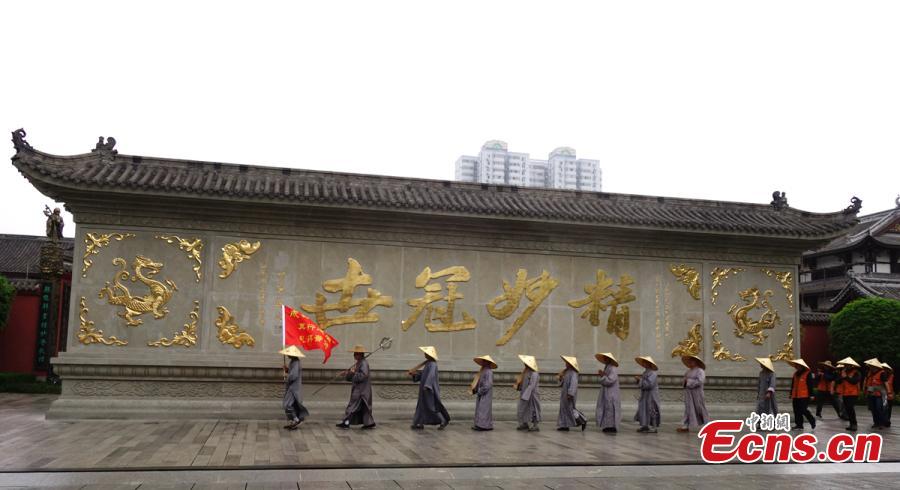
282;305;339;363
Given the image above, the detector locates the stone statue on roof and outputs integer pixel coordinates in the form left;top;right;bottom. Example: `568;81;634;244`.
770;191;788;211
43;205;64;241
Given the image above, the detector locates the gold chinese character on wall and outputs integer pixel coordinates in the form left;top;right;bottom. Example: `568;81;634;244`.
402;266;476;332
301;258;393;329
568;270;636;340
489;269;559;345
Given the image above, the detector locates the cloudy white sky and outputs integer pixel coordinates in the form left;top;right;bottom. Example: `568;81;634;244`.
2;1;898;238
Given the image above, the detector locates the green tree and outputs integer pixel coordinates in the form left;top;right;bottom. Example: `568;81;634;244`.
0;274;14;331
829;297;900;372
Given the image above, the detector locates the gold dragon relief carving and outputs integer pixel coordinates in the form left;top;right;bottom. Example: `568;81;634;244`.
156;235;204;282
671;322;702;357
709;267;744;305
669;264;701;300
215;306;256;349
769;322;795;362
98;256;178;327
81;232;136;277
77;297;127;346
218;240;261;279
148;301;200;348
727;287;781;345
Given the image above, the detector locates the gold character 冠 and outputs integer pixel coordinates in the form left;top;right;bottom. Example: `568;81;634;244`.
218;240;261;279
711;321;746;362
300;258;394;329
402;266;476;332
769;323;795;362
728;287;781;345
669;264;701;300
671;322;702;357
489;269;559;346
214;306;256;348
76;296;127;346
709;267;745;305
568;270;636;340
81;232;135;277
148;301;200;348
761;268;794;308
156;235;203;282
98;255;178;327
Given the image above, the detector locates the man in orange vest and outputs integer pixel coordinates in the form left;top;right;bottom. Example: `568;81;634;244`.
814;361;841;419
883;363;894;427
864;358;889;430
837;357;861;432
787;358;816;430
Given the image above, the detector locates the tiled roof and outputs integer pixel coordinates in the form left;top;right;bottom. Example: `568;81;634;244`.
799;311;832;324
805;207;900;256
0;234;74;276
11;133;861;239
829;274;900;309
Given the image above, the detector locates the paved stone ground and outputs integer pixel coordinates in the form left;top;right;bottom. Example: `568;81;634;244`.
0;394;898;470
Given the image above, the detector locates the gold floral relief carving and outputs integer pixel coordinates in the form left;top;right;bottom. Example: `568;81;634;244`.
671;322;702;357
215;306;256;349
217;240;261;279
711;320;746;362
148;301;200;348
709;267;744;305
98;256;178;327
77;297;127;346
81;232;136;277
769;322;795;362
761;268;794;308
727;287;780;345
156;235;203;282
669;264;701;300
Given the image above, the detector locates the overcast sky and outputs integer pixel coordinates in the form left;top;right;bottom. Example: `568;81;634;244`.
2;1;898;238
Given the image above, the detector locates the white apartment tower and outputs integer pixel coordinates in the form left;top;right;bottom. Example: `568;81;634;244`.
455;141;602;191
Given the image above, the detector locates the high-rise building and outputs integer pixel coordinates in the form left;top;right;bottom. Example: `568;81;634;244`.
455;141;602;191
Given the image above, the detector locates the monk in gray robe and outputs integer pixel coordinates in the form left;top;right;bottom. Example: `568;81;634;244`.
595;352;621;433
409;346;450;430
677;355;710;432
633;356;660;433
472;355;497;431
337;345;376;429
279;346;309;430
557;355;586;431
516;355;541;431
754;357;778;427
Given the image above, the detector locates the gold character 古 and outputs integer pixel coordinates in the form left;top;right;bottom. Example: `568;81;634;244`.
402;266;476;332
301;258;393;329
568;270;636;340
489;269;559;345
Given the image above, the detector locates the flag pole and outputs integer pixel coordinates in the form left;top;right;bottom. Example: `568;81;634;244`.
281;305;287;382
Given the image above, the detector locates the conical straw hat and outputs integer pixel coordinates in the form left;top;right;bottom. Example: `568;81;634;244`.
837;356;860;368
864;358;883;369
635;355;658;371
518;354;539;372
786;358;810;371
756;357;774;372
560;355;580;372
595;352;619;367
419;346;438;361
882;362;893;372
278;345;305;358
474;355;498;369
681;354;706;370
348;345;368;353
818;360;836;370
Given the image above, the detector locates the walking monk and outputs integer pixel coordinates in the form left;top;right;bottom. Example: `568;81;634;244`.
557;355;587;431
634;355;660;433
516;354;541;432
409;346;451;430
471;355;497;431
336;345;375;430
595;352;621;433
677;354;709;433
755;357;778;425
280;345;309;430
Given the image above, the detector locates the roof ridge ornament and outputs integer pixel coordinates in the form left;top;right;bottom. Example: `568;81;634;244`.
770;191;788;211
11;128;32;152
92;136;117;154
843;196;862;215
895;194;899;209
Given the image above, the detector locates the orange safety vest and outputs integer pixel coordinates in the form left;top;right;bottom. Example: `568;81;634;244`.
816;372;830;392
865;369;882;389
887;373;895;397
791;369;811;399
840;369;860;397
